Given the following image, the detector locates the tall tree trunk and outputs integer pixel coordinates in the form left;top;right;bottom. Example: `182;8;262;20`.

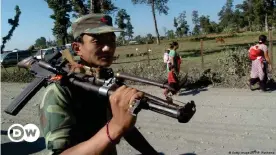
248;17;251;31
265;13;268;32
91;0;102;13
62;36;66;45
90;0;93;13
66;35;69;44
151;0;160;45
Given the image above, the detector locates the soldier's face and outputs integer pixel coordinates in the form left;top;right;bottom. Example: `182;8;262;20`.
74;33;116;67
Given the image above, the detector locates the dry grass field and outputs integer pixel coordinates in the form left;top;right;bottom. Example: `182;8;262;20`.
111;32;276;72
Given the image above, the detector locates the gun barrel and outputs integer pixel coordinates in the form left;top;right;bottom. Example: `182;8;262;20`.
146;100;178;118
38;61;59;74
115;72;175;91
68;77;195;123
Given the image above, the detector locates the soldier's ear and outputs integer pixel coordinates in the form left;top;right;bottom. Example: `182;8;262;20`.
72;42;82;56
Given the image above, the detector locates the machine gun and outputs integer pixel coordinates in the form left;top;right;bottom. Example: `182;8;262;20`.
4;49;196;123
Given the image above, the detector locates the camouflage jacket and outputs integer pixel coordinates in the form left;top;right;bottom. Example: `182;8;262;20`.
39;81;117;155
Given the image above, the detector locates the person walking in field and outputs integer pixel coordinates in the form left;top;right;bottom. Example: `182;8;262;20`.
248;35;273;92
167;41;182;75
163;41;188;100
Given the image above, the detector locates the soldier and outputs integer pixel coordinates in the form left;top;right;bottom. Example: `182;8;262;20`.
39;14;159;155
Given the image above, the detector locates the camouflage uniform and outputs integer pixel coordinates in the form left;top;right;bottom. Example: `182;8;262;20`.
39;14;123;155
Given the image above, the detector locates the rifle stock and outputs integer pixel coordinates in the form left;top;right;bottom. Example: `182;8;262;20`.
4;51;62;116
4;77;46;116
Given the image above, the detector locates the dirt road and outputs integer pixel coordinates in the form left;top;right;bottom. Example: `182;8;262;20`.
1;82;276;155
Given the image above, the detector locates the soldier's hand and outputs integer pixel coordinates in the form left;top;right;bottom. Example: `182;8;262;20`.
108;85;143;139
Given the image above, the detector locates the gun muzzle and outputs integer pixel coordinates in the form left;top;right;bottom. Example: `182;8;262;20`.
17;56;36;69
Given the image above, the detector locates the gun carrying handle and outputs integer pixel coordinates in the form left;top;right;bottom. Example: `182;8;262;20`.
4;77;46;116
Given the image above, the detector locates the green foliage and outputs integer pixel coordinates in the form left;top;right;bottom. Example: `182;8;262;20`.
1;5;21;52
214;47;251;87
175;11;189;37
188;33;237;42
131;35;153;44
45;0;72;45
115;9;130;36
82;0;117;14
125;20;134;40
67;31;74;43
70;0;88;17
145;33;154;44
101;0;118;14
165;30;175;39
34;37;47;49
233;0;275;31
192;10;200;35
199;15;217;34
115;9;133;42
173;17;178;31
218;0;234;29
46;39;58;47
1;68;34;83
134;35;142;43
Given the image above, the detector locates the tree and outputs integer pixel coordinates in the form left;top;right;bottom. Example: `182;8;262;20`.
70;0;89;18
45;0;72;45
87;0;118;14
125;20;134;40
115;9;130;44
173;17;178;32
218;0;234;29
252;0;267;31
263;0;275;30
231;9;247;31
175;11;189;37
27;45;35;51
70;0;118;16
67;31;75;43
236;0;255;31
199;15;214;34
132;0;169;45
34;37;47;49
1;5;21;52
166;30;175;39
235;0;276;31
192;10;200;35
146;33;154;43
46;38;58;47
210;21;222;33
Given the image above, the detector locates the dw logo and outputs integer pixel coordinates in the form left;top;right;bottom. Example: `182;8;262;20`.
8;124;40;142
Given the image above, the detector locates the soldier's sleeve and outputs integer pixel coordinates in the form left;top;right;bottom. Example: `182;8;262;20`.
39;83;76;154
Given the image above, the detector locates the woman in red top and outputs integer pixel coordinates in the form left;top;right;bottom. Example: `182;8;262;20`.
164;64;179;99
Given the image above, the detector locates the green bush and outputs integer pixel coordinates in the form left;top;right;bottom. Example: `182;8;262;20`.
188;33;237;42
1;68;34;83
214;47;251;88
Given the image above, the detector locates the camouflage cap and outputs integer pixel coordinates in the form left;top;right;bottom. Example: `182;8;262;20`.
72;14;123;39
